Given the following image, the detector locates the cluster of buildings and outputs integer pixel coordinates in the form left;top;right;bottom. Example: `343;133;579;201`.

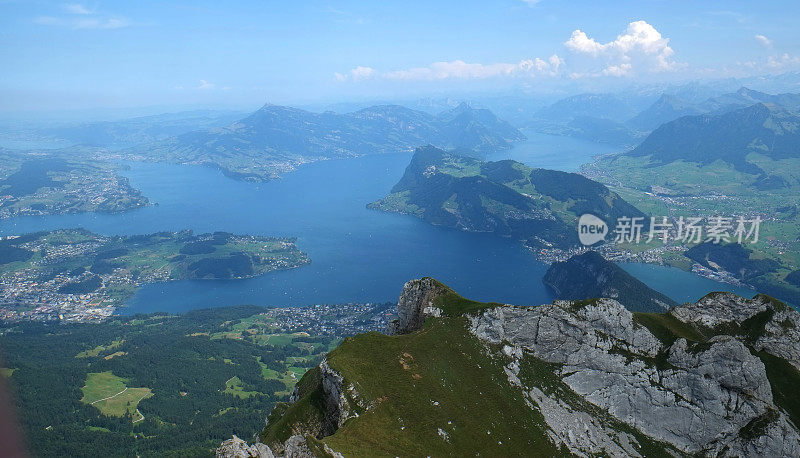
0;268;116;323
259;302;396;336
0;170;147;219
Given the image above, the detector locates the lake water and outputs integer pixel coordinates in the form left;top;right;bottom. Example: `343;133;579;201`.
619;263;756;305
487;129;620;172
0;134;762;314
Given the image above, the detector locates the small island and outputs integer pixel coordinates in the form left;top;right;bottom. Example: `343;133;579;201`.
0;229;310;322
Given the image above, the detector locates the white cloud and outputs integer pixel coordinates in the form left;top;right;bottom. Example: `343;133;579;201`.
564;30;605;56
334;66;376;82
754;34;772;48
333;21;682;83
564;20;682;76
34;4;129;30
197;80;215;90
521;0;542;5
602;63;632;77
337;55;563;82
64;3;93;15
767;53;800;69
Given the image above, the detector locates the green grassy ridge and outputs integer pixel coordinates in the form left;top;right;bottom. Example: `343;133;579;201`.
262;283;800;456
262;287;667;455
323;317;565;456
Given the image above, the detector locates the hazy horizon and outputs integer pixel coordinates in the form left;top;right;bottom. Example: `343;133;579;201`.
3;0;800;117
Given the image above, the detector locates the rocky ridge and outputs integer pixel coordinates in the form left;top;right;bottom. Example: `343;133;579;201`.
220;279;800;457
469;295;800;456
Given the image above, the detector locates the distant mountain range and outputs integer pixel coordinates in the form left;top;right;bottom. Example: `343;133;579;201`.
628;87;800;132
35;110;246;149
368;146;644;249
543;250;677;312
137;103;525;181
526;86;800;147
629;102;800;178
525;93;652;146
586;91;800;196
626;94;706;132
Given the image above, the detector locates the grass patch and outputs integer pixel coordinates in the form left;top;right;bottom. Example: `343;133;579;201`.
223;376;260;399
633;312;706;346
93;387;152;417
80;371;127;404
103;351;127;360
80;371;152;419
76;339;124;358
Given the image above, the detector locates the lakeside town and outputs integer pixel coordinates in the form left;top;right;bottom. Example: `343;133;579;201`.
0;159;150;219
0;230;310;323
258;301;396;336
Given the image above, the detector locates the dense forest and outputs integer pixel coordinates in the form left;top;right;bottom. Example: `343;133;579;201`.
0;306;339;457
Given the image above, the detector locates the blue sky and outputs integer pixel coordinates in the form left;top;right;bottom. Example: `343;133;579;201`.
1;0;799;113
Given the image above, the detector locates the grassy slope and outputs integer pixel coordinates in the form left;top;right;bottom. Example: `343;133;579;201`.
263;289;800;456
262;290;565;456
324;317;565;457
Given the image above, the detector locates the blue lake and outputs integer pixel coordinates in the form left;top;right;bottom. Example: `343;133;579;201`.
0;133;761;314
487;129;621;172
619;263;755;305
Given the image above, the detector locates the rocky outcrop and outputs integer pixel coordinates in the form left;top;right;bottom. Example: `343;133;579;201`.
469;296;800;457
319;359;355;436
670;292;772;328
390;277;450;334
216;434;345;458
216;435;274;458
672;292;800;370
282;435;314;458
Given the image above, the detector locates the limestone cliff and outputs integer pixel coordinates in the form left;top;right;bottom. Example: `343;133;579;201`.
388;277;451;334
470;295;800;456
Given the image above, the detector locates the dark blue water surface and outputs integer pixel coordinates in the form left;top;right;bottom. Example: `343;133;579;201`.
0;135;760;314
0;154;556;313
